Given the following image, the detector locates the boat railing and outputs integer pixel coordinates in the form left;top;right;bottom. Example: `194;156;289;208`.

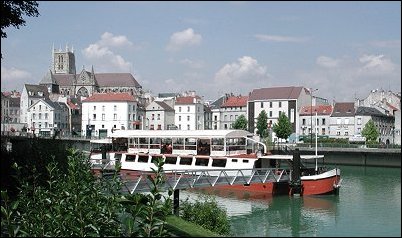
119;167;290;194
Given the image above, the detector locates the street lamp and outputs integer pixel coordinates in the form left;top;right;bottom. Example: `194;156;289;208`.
310;88;318;148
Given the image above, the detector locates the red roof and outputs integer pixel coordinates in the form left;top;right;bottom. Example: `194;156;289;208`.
67;100;79;109
386;102;399;111
82;93;135;102
300;105;333;116
221;96;248;107
175;96;201;105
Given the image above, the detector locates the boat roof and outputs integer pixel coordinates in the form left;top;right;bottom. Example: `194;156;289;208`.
110;129;253;139
260;154;325;160
90;138;112;144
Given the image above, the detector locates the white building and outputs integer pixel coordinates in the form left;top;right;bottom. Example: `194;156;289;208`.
27;99;69;137
329;102;355;139
145;101;175;130
219;95;248;130
174;96;204;130
20;84;49;126
247;86;312;142
81;93;138;138
299;105;333;140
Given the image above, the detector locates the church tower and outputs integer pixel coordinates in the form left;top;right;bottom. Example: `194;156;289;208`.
52;44;76;74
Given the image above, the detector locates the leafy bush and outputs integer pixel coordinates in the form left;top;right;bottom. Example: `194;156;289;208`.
179;193;231;236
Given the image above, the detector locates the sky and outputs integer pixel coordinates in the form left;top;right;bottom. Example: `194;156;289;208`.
1;1;401;102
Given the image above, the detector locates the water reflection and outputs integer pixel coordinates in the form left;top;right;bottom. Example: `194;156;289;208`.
181;189;340;237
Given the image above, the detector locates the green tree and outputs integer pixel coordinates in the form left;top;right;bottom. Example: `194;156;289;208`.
232;114;248;130
272;112;292;142
361;119;379;142
1;1;39;58
256;110;268;138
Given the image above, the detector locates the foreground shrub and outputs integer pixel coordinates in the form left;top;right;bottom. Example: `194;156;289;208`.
179;193;231;236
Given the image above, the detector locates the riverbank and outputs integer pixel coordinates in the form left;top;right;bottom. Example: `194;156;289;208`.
272;147;401;167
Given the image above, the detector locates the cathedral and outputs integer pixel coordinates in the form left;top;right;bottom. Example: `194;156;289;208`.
39;45;143;99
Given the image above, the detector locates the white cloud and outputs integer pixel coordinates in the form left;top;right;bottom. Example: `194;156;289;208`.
370;40;401;49
179;58;204;69
292;54;400;102
82;32;133;72
1;66;32;91
166;28;202;52
316;56;339;68
98;32;133;48
214;56;271;94
254;34;309;43
359;54;396;73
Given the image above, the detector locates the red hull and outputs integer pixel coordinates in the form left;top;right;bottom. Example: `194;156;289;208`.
301;175;341;195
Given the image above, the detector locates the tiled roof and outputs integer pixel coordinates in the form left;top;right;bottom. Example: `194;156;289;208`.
54;74;76;86
155;101;174;111
82;93;136;102
331;102;355;117
67;99;80;110
94;73;140;87
221;96;248;107
386;102;399;111
300;105;333;116
249;86;304;101
53;72;140;88
355;106;390;117
24;84;49;98
175;96;201;104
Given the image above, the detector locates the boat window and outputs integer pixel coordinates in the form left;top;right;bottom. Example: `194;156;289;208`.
232;159;238;162
185;138;197;150
114;153;122;162
112;137;128;151
211;138;224;151
150;137;161;149
179;157;193;165
139;137;149;149
212;158;227;167
226;138;246;152
173;138;184;150
151;156;163;164
197;139;210;155
138;155;149;163
126;154;136;162
195;157;209;166
165;156;177;164
243;159;249;163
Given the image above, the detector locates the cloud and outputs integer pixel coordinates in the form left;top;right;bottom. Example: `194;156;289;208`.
370;40;401;49
82;32;133;72
254;34;309;43
316;56;339;68
214;56;271;94
98;32;133;48
166;28;202;52
359;54;396;73
292;54;400;102
1;66;32;91
179;58;204;69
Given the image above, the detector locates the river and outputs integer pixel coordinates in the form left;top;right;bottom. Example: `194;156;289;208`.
180;165;401;237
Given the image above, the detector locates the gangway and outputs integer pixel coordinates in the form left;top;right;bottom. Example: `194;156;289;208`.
99;168;290;194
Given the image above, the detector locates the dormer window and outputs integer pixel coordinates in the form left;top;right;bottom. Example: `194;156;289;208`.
38;92;43;97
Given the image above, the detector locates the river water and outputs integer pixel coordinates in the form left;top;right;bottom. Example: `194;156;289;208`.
180;165;401;237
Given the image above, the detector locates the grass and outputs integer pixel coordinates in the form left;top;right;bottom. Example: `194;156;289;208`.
165;215;223;237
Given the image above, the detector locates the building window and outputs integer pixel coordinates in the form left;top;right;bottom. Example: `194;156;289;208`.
114;114;117;120
187;106;190;112
261;102;263;108
214;115;217;121
39;113;42;119
157;114;160;120
179;107;181;112
269;111;272;117
187;116;190;121
279;102;282;108
179;116;181;121
179;125;181;130
102;106;105;111
93;106;96;110
93;114;96;120
157;124;161;130
187;124;190;130
45;113;48;119
114;105;117;111
322;118;326;125
150;125;154;130
39;105;42;110
102;114;105;121
357;118;362;125
302;118;306;125
269;102;272;108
